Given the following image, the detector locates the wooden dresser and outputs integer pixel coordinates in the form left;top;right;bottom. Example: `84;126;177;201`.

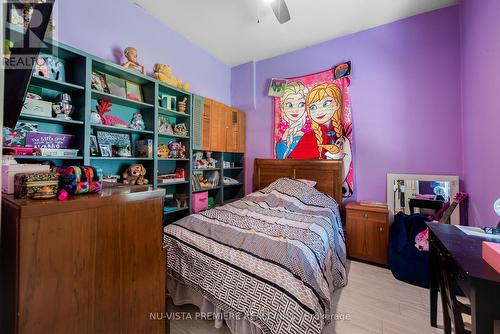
345;202;389;265
0;186;167;334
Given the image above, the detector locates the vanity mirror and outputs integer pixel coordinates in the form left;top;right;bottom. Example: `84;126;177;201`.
387;174;460;225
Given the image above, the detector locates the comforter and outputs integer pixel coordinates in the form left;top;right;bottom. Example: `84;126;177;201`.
164;178;347;334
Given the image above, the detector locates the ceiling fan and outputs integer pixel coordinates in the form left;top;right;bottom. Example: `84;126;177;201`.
262;0;291;24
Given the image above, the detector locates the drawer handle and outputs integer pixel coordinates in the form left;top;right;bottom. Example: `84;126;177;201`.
364;213;368;218
379;227;383;232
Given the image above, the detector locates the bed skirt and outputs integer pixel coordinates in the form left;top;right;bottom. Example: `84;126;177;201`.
168;277;263;334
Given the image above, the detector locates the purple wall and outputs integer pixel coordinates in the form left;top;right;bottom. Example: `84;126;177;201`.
56;0;231;105
232;7;462;203
461;0;500;227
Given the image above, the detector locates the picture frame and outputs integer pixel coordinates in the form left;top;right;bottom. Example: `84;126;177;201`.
91;71;110;93
268;78;288;97
125;81;143;102
160;94;177;110
105;74;127;98
99;144;112;157
90;135;99;156
96;131;132;157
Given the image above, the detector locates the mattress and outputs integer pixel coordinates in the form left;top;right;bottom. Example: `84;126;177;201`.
164;178;347;334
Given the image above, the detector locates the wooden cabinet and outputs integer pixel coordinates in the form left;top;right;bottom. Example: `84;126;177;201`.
225;107;246;153
0;188;167;334
196;96;246;152
345;202;389;265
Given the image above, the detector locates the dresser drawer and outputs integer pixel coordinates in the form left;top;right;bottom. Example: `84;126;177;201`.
347;209;387;222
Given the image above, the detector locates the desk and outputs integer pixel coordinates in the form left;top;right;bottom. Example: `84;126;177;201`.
428;222;500;334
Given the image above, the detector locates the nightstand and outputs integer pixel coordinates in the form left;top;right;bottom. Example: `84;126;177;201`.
345;201;389;265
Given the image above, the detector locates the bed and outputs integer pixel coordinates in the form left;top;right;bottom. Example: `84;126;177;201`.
164;159;347;334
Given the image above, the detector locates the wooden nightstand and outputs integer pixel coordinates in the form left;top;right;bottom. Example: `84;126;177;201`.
345;201;389;265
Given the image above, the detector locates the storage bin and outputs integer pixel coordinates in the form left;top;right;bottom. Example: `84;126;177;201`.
14;172;59;199
21;98;53;117
192;191;208;213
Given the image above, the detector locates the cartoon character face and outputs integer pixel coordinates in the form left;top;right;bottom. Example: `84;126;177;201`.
281;92;306;124
308;97;339;125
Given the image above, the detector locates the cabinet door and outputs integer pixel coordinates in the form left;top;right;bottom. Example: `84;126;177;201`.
346;215;366;259
225;108;240;152
238;110;246;153
209;101;226;152
202;98;212;150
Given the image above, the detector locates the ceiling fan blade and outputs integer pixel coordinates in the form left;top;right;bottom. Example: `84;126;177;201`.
270;0;290;24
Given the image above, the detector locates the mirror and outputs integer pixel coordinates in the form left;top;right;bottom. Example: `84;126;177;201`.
387;174;460;225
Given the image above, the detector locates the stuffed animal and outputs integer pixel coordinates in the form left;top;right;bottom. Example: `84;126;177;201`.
168;141;182;158
178;144;187;159
173;193;188;208
152;63;190;91
122;164;148;185
158;143;170;158
193;151;207;168
206;151;217;168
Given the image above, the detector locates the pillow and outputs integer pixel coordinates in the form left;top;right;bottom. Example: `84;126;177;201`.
297;179;317;187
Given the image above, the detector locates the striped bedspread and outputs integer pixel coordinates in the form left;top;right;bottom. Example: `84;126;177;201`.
164;178;347;334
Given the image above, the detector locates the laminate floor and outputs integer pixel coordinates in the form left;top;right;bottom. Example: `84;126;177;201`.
169;260;446;334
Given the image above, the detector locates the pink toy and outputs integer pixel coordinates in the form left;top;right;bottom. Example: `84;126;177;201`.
104;115;129;128
482;241;500;273
58;189;68;201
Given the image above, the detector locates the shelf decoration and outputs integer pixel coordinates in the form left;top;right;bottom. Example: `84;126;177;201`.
193;151;217;169
122;164;148;185
121;47;146;75
173;123;188;136
91;71;110;93
22;94;52;117
33;56;65;81
129;112;145;130
158;143;170;158
105;74;127;98
125;80;143;102
177;97;187;113
3;122;38;146
135;139;153;158
159;116;174;135
52;93;74;120
95;131;132;157
159;94;176;110
153;63;190;91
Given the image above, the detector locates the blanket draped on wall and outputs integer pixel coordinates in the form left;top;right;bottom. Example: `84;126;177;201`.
273;68;354;197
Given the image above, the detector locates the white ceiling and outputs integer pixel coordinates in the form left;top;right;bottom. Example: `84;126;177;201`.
133;0;458;67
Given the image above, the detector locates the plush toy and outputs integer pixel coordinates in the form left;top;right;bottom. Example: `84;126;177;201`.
168;141;181;158
174;123;188;137
178;144;187;159
129;112;145;130
206;151;217;168
173;193;188;208
158;143;170;158
122;164;148;185
193;151;207;168
152;63;190;91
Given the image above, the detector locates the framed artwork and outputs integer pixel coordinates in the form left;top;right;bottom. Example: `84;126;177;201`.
268;78;288;97
99;144;112;157
125;81;143;102
91;71;110;93
105;74;127;98
96;131;132;157
90;135;99;156
273;68;354;198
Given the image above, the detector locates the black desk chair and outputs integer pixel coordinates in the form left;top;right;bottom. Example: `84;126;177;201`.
436;250;471;334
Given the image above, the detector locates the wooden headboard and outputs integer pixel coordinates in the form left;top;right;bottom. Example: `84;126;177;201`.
253;159;343;208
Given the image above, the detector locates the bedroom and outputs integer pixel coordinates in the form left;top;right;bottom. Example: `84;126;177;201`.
0;0;499;334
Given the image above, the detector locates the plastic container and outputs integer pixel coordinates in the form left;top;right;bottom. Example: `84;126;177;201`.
192;191;208;213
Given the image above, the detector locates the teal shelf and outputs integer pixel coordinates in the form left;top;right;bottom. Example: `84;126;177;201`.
91;90;154;110
223;167;244;170
193;168;220;171
157;180;189;186
158;107;190;118
159;133;190;139
13;156;83;160
158;82;191;96
192;186;221;193
30;76;85;92
91;124;154;135
19;114;84;125
92;58;154;85
158;158;190;162
90;157;154;161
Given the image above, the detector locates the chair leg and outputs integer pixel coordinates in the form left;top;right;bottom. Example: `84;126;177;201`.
440;291;452;334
